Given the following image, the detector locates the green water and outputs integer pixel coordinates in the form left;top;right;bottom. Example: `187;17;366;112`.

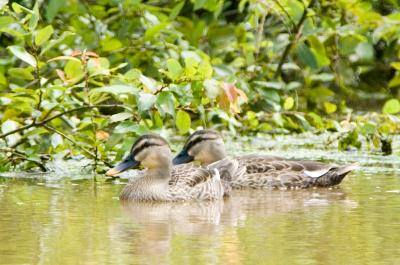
1;133;399;265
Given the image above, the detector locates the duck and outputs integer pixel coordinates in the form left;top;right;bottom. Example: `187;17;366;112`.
172;129;359;189
106;134;239;202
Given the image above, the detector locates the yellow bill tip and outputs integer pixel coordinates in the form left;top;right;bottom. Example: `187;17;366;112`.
106;168;121;176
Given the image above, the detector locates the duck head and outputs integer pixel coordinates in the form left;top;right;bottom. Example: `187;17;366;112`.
106;134;171;176
173;129;226;166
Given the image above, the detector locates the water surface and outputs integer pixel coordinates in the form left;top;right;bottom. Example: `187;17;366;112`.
1;133;399;265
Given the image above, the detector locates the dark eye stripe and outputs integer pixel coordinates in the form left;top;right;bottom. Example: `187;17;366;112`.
132;141;163;157
130;134;168;157
185;136;220;152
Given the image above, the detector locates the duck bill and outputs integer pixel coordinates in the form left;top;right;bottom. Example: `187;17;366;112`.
173;150;194;165
106;156;139;176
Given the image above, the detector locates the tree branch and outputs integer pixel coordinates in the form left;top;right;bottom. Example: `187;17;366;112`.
274;0;317;79
0;104;123;139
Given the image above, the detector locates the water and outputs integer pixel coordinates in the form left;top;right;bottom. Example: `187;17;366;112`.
0;133;399;265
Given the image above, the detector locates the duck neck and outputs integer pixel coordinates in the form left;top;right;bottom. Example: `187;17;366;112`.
146;163;172;180
201;151;226;166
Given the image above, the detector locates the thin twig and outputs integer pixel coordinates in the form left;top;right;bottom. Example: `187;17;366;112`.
255;13;267;56
42;124;112;167
82;49;100;171
0;104;124;139
0;147;47;171
274;0;317;79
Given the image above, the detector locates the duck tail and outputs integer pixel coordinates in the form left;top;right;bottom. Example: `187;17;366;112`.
314;162;359;187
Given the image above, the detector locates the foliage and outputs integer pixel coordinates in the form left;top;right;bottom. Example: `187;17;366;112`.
0;0;399;172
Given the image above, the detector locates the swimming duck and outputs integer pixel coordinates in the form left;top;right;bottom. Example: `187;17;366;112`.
173;130;358;189
106;134;238;202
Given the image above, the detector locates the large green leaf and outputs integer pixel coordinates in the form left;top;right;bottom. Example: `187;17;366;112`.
45;0;65;21
8;46;36;67
137;93;157;112
35;25;54;46
382;99;400;114
110;112;133;123
1;120;19;133
8;68;35;80
166;58;183;81
64;60;82;80
176;110;191;134
296;43;318;69
156;91;175;117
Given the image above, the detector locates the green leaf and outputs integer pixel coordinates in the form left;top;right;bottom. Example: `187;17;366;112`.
308;35;330;67
139;75;158;92
0;16;15;28
29;2;40;30
284;97;294;110
156;92;175;117
176;110;191;134
169;1;185;20
101;38;122;52
51;133;63;148
1;120;19;133
64;60;82;79
166;58;183;80
45;0;65;22
391;62;400;71
204;79;221;99
114;122;148;134
324;102;337;114
144;23;167;41
40;31;75;55
296;43;318;69
35;25;54;46
90;85;139;95
8;46;37;67
110;112;133;123
355;42;374;62
8;68;35;80
198;61;213;78
286;0;304;23
137;93;157;112
48;56;81;64
253;81;285;90
382;99;400;114
11;3;33;14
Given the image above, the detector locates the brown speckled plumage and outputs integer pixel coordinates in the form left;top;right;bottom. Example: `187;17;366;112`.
108;134;239;202
174;130;358;190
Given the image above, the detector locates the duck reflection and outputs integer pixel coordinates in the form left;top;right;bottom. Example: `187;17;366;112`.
111;188;353;264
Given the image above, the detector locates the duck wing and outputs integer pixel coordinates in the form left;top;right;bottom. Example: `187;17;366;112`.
236;155;287;173
169;166;225;201
231;161;358;189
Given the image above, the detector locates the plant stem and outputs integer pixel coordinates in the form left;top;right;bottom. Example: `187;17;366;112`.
42;124;112;167
82;50;99;172
0;147;47;171
274;0;317;79
0;104;123;139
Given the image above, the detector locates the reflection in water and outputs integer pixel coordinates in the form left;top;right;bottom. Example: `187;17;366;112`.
1;130;400;265
110;188;353;264
0;174;400;265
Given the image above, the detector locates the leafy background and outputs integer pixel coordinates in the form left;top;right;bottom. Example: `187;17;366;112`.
0;0;399;172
